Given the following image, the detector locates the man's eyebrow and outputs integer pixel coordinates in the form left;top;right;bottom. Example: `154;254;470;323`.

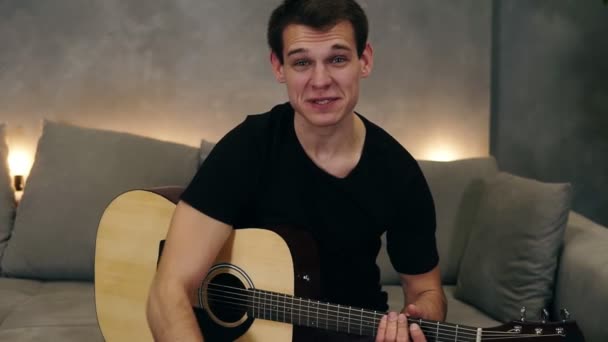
331;43;352;52
286;48;307;58
286;44;353;58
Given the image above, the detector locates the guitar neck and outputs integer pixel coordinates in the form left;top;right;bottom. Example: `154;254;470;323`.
247;289;479;339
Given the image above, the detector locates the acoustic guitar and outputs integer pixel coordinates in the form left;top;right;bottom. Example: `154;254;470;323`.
94;188;585;342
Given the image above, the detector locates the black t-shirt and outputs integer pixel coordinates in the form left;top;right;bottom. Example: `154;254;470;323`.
181;102;438;311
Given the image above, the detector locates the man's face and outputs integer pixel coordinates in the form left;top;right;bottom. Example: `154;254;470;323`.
271;21;373;128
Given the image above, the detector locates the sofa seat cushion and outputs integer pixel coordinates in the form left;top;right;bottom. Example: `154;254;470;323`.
0;278;41;323
383;285;500;328
0;278;102;341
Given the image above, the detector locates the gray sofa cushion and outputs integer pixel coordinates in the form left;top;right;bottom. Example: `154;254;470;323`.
1;121;200;280
417;157;498;284
0;278;102;341
0;124;16;264
455;172;571;322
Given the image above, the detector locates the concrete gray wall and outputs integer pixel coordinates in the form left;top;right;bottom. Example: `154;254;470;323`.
491;0;608;226
0;0;491;173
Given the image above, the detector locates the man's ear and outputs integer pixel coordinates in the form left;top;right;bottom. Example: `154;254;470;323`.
270;51;286;83
359;42;374;78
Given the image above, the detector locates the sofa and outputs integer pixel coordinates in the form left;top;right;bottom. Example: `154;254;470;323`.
0;121;605;341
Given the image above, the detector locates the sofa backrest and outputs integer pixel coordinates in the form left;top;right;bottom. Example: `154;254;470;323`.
1;121;200;280
377;157;499;285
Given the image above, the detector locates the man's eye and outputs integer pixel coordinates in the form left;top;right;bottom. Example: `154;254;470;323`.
332;56;347;64
294;60;310;67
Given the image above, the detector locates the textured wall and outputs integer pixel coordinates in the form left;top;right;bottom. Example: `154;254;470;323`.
491;0;608;226
0;0;490;173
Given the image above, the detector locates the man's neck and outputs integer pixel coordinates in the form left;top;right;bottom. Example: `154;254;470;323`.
294;112;366;177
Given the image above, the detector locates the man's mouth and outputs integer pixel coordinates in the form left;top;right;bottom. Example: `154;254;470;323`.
309;97;339;105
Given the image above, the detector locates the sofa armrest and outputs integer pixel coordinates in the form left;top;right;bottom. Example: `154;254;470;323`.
554;211;608;342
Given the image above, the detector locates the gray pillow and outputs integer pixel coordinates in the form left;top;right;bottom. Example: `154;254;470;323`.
0;124;16;264
418;157;498;284
1;120;200;280
454;172;571;322
199;139;216;166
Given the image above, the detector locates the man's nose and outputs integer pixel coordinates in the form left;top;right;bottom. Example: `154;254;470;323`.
310;64;332;88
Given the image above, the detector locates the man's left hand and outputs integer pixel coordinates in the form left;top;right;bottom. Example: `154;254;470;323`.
374;307;427;342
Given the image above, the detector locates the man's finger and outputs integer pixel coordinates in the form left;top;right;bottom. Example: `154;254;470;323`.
405;304;422;318
409;323;427;342
375;315;388;342
396;313;408;342
384;312;398;341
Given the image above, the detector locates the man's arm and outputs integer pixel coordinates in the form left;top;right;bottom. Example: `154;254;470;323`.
146;201;232;342
400;265;447;321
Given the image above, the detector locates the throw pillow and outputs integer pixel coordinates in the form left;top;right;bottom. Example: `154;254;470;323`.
454;172;572;322
1;120;200;280
199;139;216;166
417;157;498;284
0;124;16;264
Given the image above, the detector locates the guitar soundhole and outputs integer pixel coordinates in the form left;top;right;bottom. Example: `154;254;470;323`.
207;272;248;324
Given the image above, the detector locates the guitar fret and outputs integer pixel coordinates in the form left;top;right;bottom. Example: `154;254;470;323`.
272;292;276;322
251;290;255;318
359;308;364;335
435;321;439;342
348;306;351;334
262;291;265;320
298;297;301;326
455;324;459;342
372;310;376;336
336;304;340;332
290;294;294;324
282;293;286;323
325;302;329;330
306;299;311;327
315;300;320;328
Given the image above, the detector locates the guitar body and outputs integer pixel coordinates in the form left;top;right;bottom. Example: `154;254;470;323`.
95;189;321;342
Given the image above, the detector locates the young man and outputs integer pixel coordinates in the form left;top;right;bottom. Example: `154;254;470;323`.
147;1;446;341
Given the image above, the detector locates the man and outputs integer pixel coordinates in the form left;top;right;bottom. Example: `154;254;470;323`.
147;0;446;341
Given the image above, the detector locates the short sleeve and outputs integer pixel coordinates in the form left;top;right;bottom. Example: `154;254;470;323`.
386;160;439;275
180;117;265;226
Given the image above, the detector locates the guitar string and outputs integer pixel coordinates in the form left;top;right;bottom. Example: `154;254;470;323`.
204;297;480;342
204;297;560;342
204;287;539;339
205;284;530;338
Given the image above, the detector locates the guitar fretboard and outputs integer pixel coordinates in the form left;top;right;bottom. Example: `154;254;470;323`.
204;283;486;340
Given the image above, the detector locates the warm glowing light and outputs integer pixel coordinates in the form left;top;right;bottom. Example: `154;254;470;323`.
425;145;459;162
8;150;33;176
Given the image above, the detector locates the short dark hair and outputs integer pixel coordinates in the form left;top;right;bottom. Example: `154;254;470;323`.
267;0;369;64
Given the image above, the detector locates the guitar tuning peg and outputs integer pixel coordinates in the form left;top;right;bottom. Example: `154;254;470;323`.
520;306;527;322
560;308;571;321
541;308;550;322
